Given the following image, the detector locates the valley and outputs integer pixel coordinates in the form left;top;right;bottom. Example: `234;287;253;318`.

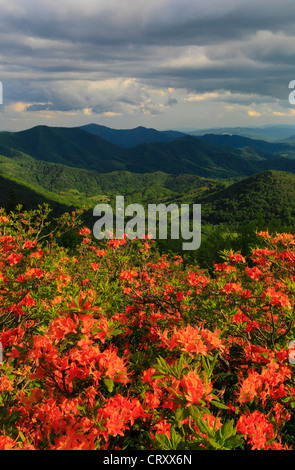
1;123;295;266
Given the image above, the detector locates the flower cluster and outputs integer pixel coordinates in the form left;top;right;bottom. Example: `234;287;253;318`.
0;207;295;450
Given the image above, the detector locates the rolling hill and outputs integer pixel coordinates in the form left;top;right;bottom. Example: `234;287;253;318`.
0;125;127;172
0;173;70;215
198;134;295;158
0;124;294;178
1;150;295;253
125;135;278;177
80;123;185;148
283;134;295;144
0;149;218;206
1;124;295;235
2;123;295;271
199;170;295;225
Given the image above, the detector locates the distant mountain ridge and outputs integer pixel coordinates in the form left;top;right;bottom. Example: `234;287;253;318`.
0;124;290;179
80;123;186;148
190;125;295;142
198;133;295;157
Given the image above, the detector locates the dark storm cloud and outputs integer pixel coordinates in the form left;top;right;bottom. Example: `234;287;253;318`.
1;0;295;126
3;0;295;46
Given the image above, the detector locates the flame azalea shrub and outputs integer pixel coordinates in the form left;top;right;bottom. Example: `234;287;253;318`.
1;207;295;449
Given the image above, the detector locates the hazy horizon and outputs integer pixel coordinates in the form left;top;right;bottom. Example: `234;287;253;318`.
2;122;295;135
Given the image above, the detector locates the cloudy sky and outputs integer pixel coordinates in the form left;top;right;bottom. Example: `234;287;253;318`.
1;0;295;131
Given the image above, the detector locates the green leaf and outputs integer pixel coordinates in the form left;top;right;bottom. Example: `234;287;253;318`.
170;427;182;449
210;399;229;410
176;354;186;379
151;372;166;380
154;433;171;450
19;430;26;443
219;420;234;440
103;378;114;393
188;404;201;420
196;418;212;436
223;434;244;449
207;437;222;449
175;407;190;423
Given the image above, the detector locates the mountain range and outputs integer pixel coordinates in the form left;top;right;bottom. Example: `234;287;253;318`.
1;124;295;178
189;124;295;142
80;123;185;148
80;123;295;145
1;123;295;233
196;133;295;157
80;122;295;146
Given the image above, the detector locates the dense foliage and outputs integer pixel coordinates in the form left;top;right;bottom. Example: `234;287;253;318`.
201;171;295;226
1;205;295;450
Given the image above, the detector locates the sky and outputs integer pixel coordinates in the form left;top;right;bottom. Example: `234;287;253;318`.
1;0;295;131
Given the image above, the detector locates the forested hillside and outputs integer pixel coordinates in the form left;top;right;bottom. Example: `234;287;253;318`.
0;124;293;177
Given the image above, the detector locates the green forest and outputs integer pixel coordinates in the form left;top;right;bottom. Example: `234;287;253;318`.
1;125;295;271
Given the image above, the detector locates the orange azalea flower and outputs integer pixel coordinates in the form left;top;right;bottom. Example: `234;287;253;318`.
25;267;45;279
7;252;23;265
237;410;276;450
50;314;79;342
50;428;96;450
238;361;291;405
257;231;270;239
244;266;262;280
52;295;62;305
19;295;36;307
221;282;251;297
153;419;171;438
120;270;139;281
107;239;127;248
22;240;37;249
98;346;129;383
262;287;291;309
271;233;295;246
214;262;236;273
104;410;126;437
79;227;91;235
251;247;277;266
238;369;261;404
96;249;107;257
180;370;213;406
91;262;99;271
228;253;246;263
0;375;13;393
99;394;145;437
158;324;224;357
0;435;18;450
0;235;15;244
28;335;59;366
30;249;44;259
185;272;209;288
144;391;161;410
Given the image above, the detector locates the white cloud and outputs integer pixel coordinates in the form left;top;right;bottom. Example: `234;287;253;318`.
1;0;295;129
248;110;261;117
185;92;220;102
